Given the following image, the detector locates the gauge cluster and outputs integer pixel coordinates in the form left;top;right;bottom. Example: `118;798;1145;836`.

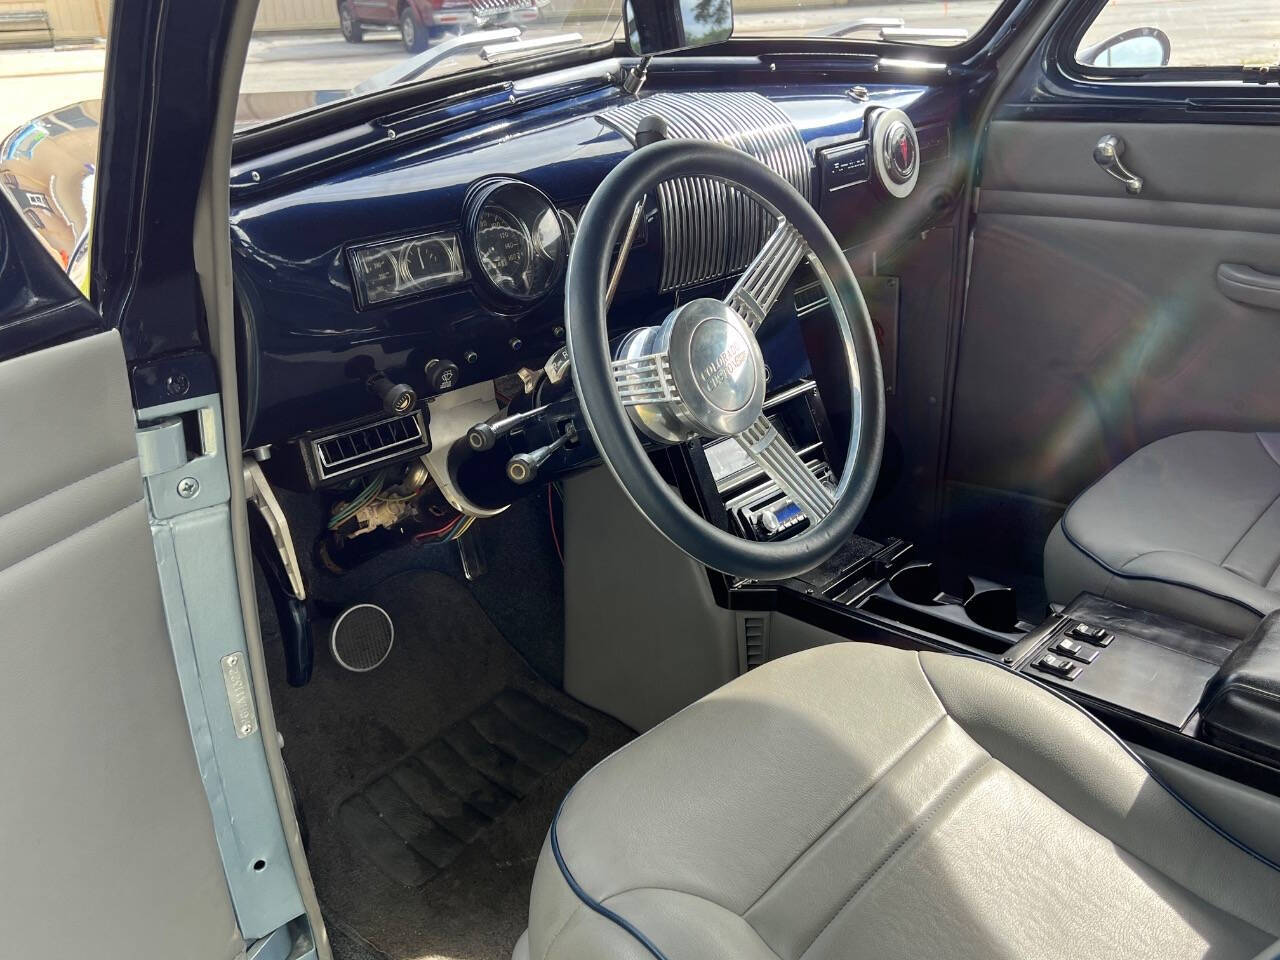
465;178;566;304
347;231;467;307
346;179;586;313
344;177;650;313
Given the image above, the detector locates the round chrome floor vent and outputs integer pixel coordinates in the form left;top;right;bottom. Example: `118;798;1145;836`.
330;603;394;672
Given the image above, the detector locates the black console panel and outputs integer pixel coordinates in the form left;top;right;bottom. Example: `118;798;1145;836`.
1011;595;1236;731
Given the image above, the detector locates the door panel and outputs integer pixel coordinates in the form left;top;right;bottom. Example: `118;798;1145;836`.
0;331;242;960
945;120;1280;554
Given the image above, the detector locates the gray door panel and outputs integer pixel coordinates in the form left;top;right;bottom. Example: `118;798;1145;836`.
946;120;1280;545
0;331;242;960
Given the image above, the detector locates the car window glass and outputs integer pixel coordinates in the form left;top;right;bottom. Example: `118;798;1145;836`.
0;12;107;295
234;0;1008;131
1075;0;1280;70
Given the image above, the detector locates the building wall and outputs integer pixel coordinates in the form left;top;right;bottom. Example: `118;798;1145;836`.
253;0;338;32
0;0;108;43
0;0;339;44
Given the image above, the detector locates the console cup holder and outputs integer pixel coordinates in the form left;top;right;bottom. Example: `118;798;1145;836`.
883;562;1024;638
887;562;943;605
962;581;1020;634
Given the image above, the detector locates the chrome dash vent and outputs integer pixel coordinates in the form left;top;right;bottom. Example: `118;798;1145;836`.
599;92;812;292
310;410;429;483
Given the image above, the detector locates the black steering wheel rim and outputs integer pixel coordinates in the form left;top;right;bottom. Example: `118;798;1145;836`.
566;139;884;581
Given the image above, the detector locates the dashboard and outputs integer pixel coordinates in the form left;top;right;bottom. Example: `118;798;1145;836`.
228;60;974;452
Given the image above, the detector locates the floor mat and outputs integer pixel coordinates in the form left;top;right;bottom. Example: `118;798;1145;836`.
263;570;633;960
337;690;588;888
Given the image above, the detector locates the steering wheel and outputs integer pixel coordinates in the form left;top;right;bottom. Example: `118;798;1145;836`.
566;140;884;581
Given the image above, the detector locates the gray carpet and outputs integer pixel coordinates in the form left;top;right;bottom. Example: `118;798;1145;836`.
264;570;633;960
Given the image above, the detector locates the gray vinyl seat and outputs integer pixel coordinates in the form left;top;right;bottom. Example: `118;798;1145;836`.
1045;431;1280;637
522;643;1280;960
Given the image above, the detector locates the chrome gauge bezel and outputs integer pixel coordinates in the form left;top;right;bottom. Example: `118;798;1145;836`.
346;229;467;308
464;177;568;306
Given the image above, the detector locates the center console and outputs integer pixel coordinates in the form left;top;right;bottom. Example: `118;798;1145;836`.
745;536;1280;796
661;375;1280;796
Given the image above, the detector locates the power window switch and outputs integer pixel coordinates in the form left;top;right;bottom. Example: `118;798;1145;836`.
1052;637;1099;664
1069;622;1113;646
1033;653;1082;681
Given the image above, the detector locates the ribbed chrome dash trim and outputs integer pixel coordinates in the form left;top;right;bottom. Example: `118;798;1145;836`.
599;92;813;292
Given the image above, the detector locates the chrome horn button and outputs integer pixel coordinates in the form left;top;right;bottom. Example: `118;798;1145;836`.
688;316;755;412
616;298;766;442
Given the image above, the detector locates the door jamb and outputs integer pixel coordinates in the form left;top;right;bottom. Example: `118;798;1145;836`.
192;1;334;957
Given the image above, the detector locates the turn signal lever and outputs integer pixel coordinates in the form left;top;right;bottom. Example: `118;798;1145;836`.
507;423;577;484
467;405;546;451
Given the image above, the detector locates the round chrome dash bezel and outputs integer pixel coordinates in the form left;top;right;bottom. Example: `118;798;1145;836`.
616;297;767;443
870;108;920;200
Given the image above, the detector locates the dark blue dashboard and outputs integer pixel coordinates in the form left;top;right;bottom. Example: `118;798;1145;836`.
228;58;980;448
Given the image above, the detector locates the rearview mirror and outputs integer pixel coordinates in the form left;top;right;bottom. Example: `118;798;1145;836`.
1079;27;1171;68
625;0;733;56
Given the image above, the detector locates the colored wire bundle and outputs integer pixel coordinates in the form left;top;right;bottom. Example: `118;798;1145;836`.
327;470;386;530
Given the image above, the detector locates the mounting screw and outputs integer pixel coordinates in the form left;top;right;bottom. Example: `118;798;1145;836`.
226;654;239;667
850;85;870;101
240;722;254;736
165;373;190;397
464;350;478;364
250;170;261;182
177;477;200;499
552;325;565;339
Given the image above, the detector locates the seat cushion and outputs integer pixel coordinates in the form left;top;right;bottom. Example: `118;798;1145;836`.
1045;431;1280;637
527;643;1280;960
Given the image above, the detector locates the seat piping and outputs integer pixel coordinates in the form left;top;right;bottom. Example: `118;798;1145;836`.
546;646;1280;960
1059;517;1267;618
550;801;670;960
919;649;1280;873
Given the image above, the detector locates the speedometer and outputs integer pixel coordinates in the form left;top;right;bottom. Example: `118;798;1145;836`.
476;206;532;297
465;179;566;304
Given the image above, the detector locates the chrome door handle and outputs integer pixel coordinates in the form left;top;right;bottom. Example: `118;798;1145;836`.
1093;134;1143;195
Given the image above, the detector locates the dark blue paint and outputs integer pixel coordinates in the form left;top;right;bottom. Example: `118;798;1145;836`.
95;0;238;366
229;67;972;447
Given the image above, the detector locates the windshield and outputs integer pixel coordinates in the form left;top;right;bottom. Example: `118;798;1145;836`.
234;0;1003;129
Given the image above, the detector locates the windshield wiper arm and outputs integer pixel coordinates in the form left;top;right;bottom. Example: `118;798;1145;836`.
822;16;903;38
822;17;968;43
352;27;522;94
480;33;584;64
880;26;969;41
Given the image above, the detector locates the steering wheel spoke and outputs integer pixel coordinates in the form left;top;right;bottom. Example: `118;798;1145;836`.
725;217;809;331
611;351;680;406
734;415;836;522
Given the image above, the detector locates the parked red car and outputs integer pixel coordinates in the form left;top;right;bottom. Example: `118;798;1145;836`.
338;0;540;51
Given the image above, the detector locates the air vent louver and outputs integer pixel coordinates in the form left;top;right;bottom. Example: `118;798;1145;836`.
741;614;768;671
310;410;429;483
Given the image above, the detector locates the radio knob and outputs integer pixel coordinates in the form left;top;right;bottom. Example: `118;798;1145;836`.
759;509;782;535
